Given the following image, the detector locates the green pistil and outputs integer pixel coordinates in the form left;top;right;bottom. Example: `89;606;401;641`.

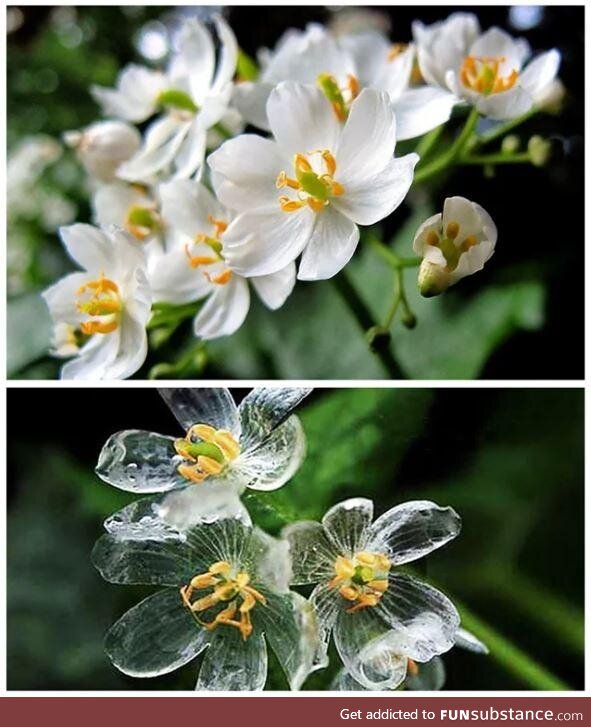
177;440;225;463
157;89;198;113
438;237;462;271
126;205;160;231
317;73;348;120
298;171;330;200
352;565;374;585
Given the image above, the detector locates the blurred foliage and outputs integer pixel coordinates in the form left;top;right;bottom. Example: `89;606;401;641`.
7;388;584;690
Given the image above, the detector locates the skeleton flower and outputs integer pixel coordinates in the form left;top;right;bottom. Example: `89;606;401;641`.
414;196;497;297
209;82;418;280
283;498;461;690
332;627;488;691
233;23;455;141
92;515;319;690
413;13;560;120
92;17;237;181
42;224;151;379
96;387;309;522
154;180;296;339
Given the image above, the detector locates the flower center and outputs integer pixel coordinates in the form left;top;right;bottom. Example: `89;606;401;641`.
460;55;519;95
124;203;162;241
328;551;391;614
425;221;477;271
174;423;241;484
76;275;122;335
317;73;360;121
387;43;408;62
180;560;266;640
276;151;344;214
156;88;198;114
185;215;233;285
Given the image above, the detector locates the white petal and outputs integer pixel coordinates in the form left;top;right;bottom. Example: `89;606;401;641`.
368;500;461;566
148;245;211;305
171;121;207;179
117;117;191;182
208;134;284;212
251;262;296;310
104;305;149;380
193;275;250;340
267;82;341;156
196;629;267;691
282;520;339;585
520;50;561;99
297;207;359;281
210;16;239;94
59;223;114;272
393;87;457;141
42;271;91;325
336;88;397;181
333;153;418;226
222;207;315;277
60;331;120;380
232;81;274;130
157;388;240;434
455;627;489;654
160;179;222;239
91;65;164;122
475;84;534;120
173;18;215;101
469;27;530;71
321;498;373;556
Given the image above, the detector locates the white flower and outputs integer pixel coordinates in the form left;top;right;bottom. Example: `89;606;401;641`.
92;516;320;691
209;82;418;281
413;196;497;297
92;182;162;244
283;498;461;690
63;120;141;183
413;13;561;120
153;179;296;339
42;224;152;379
233;23;455;141
92;17;237;182
96;387;310;523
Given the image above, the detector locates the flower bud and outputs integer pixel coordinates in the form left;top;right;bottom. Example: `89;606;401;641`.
418;259;451;298
535;79;566;115
366;325;391;351
501;135;520;154
528;135;551;167
63;120;141;182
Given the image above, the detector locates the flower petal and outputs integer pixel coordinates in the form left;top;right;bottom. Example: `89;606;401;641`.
405;656;446;690
210;16;239;95
368;500;461;566
160;180;223;239
96;429;186;493
42;271;91;325
60;331;120;380
520;49;561;99
171;121;207;179
235;415;306;492
232;81;274;130
158;388;240;434
60;223;115;272
196;628;267;691
91;65;164;123
298;207;359;281
283;520;339;585
333;153;418;226
171;18;215;101
192;275;250;340
267;82;341;156
322;498;374;556
376;574;460;662
455;627;489;654
251;262;296;310
393;87;457;140
105;588;209;677
238;386;312;450
468;27;530;71
104;303;150;381
117;117;191;182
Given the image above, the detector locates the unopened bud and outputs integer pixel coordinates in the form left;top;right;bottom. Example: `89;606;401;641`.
402;311;417;329
418;260;450;298
501;135;520;154
528;135;551;167
535;79;566;115
64;120;141;182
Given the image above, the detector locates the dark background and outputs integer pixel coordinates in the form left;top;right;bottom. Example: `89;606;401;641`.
6;387;584;690
6;5;585;379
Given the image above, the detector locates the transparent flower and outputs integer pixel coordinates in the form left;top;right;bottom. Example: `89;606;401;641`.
233;23;454;141
96;387;310;522
209;82;418;281
413;13;561;120
42;224;152;379
152;180;296;339
63;120;141;183
413;196;497;297
331;627;488;691
92;516;320;691
92;17;237;181
283;498;461;689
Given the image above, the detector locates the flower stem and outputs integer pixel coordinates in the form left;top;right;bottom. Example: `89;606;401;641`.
368;236;421;270
332;271;405;379
475;109;537;147
460;151;532;166
414;123;445;162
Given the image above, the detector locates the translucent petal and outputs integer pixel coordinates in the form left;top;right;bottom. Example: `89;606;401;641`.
376;574;460;662
158;388;240;435
105;588;209;677
235;415;306;492
254;590;319;690
405;656;446;690
321;498;374;556
92;532;192;586
455;627;489;654
248;525;292;592
196;628;267;691
282;520;339;585
368;500;461;566
95;429;186;494
333;608;408;690
184;516;251;570
238;387;312;450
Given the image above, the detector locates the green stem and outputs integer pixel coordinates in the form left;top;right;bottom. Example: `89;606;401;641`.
475;109;537;147
414;124;445;162
396;267;414;321
383;274;401;329
414;107;480;184
460;152;532;166
332;272;405;379
368;237;420;270
457;600;571;691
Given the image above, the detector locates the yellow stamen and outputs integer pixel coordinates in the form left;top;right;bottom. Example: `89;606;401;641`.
460;55;519;95
388;43;407;62
174;423;241;484
276;150;344;214
205;268;233;285
329;550;391;614
426;231;440;246
76;275;122;336
446;222;460;240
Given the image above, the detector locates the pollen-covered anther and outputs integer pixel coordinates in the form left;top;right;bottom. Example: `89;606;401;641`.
76;275;122;335
388;43;408;62
181;560;266;640
329;550;391;614
460;55;519;95
174;422;241;484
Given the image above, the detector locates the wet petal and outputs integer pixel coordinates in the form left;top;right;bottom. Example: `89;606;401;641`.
455;627;489;654
158;388;240;434
405;656;446;690
105;588;209;677
282;520;339;585
322;498;374;556
368;500;461;566
196;628;267;691
238;387;312;450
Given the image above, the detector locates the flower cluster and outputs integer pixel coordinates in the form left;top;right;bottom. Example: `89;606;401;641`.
93;388;485;691
42;11;560;378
